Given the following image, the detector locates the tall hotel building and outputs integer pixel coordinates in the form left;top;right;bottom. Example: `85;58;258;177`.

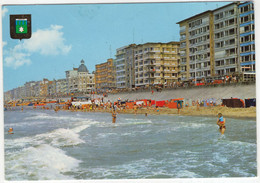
239;1;255;81
95;58;116;90
134;42;180;87
177;2;255;83
213;3;240;77
177;10;214;83
115;44;136;89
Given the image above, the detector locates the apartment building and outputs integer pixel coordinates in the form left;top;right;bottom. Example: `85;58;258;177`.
177;2;255;83
31;81;41;97
134;42;180;87
47;80;56;97
95;58;116;90
115;44;136;89
40;78;49;97
66;68;78;93
78;60;95;92
66;60;95;93
24;81;38;97
177;11;214;83
239;1;255;81
214;3;240;77
55;79;68;95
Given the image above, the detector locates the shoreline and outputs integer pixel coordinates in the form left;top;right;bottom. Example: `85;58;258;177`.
61;106;256;121
5;105;256;121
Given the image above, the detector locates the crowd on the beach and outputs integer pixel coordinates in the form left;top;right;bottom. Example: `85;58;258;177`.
5;96;232;136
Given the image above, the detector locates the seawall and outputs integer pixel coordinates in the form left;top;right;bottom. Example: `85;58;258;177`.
105;83;256;104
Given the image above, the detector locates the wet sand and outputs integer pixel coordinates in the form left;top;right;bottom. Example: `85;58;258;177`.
74;106;256;120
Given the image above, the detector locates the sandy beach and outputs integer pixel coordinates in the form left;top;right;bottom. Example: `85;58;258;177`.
71;105;256;120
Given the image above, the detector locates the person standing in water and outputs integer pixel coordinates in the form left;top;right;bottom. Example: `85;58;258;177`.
8;128;14;134
112;109;117;123
217;113;226;135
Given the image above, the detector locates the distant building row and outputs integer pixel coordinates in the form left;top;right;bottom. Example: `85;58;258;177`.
5;60;95;101
95;42;180;90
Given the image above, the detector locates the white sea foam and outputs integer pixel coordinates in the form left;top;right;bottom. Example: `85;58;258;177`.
225;140;256;147
177;122;213;128
24;113;83;122
5;123;90;149
5;144;80;180
5;121;47;128
120;120;153;126
176;170;200;178
35;128;86;147
213;152;228;164
97;133;117;139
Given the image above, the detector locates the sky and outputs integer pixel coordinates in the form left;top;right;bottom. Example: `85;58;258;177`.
2;1;231;91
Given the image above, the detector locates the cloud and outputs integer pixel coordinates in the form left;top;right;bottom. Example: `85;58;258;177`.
3;25;72;69
2;7;8;18
2;41;7;47
4;52;31;69
23;25;72;55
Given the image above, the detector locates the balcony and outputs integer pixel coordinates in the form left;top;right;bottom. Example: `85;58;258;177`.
180;37;186;41
146;62;155;66
179;70;187;73
180;28;186;33
180;44;186;49
147;69;156;73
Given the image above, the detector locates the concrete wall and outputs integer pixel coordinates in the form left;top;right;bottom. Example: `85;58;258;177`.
105;83;256;104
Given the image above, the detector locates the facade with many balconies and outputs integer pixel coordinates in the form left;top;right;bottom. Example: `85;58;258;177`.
177;2;255;83
95;58;116;90
213;3;240;77
115;44;136;89
239;1;255;81
134;42;180;87
177;10;214;83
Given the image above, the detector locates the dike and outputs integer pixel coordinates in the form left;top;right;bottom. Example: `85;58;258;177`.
105;83;256;104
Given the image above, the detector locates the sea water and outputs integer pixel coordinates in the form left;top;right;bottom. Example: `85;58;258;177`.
4;109;257;180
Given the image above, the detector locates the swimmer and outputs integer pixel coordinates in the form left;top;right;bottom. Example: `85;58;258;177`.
8;128;14;134
145;113;148;117
21;107;23;111
112;110;117;123
217;113;226;135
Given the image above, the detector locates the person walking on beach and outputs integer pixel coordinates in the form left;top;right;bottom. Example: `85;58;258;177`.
177;103;181;114
112;110;117;123
134;104;137;115
217;113;226;135
196;100;200;111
